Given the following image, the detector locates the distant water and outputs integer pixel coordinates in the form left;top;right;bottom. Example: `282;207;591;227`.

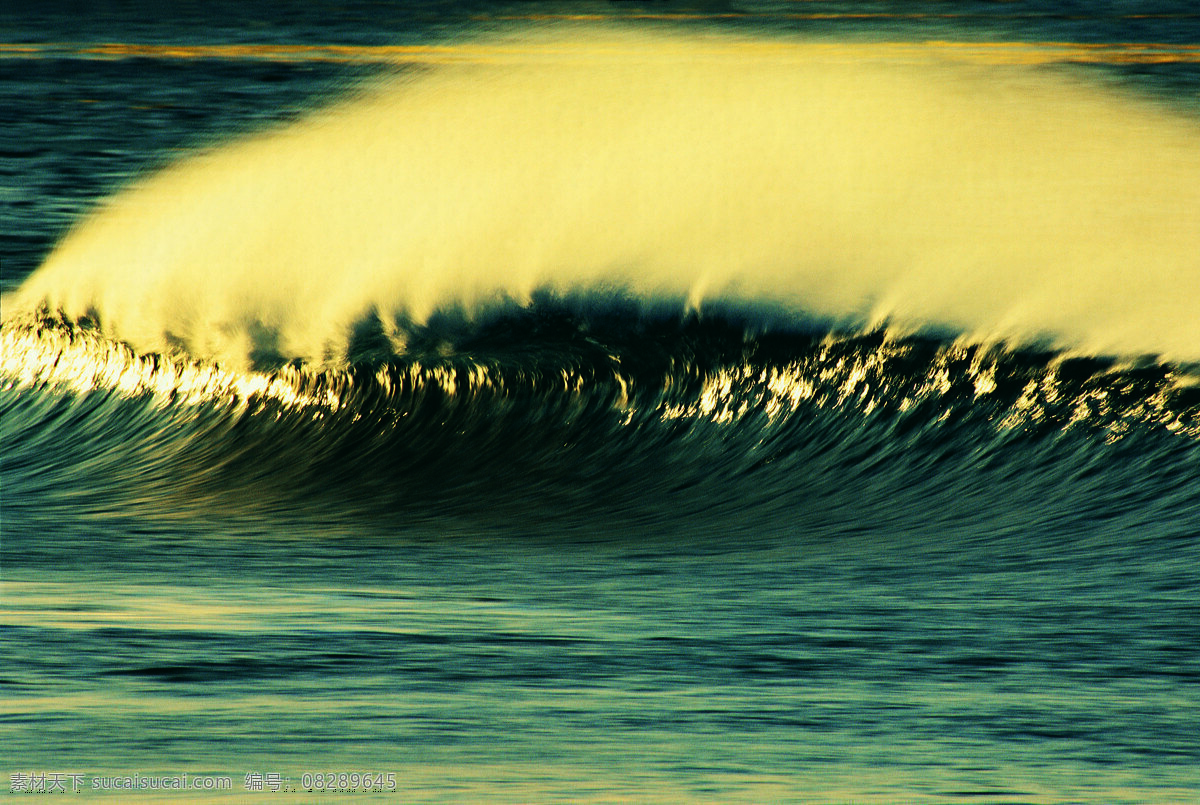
3;3;1199;802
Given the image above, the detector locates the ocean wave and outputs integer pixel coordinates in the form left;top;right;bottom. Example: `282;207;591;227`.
4;30;1200;534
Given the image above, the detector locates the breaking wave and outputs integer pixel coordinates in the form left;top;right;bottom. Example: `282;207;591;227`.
3;30;1199;536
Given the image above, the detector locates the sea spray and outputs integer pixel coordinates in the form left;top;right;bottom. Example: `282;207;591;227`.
7;29;1200;369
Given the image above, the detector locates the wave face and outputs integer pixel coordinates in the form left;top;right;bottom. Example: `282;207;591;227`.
4;305;1198;538
6;31;1200;369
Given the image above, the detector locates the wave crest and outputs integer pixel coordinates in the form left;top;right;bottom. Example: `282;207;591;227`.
7;31;1200;367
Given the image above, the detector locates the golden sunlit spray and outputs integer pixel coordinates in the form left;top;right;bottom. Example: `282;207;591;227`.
8;30;1200;368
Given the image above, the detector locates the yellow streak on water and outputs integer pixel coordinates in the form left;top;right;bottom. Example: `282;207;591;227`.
4;40;1200;64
